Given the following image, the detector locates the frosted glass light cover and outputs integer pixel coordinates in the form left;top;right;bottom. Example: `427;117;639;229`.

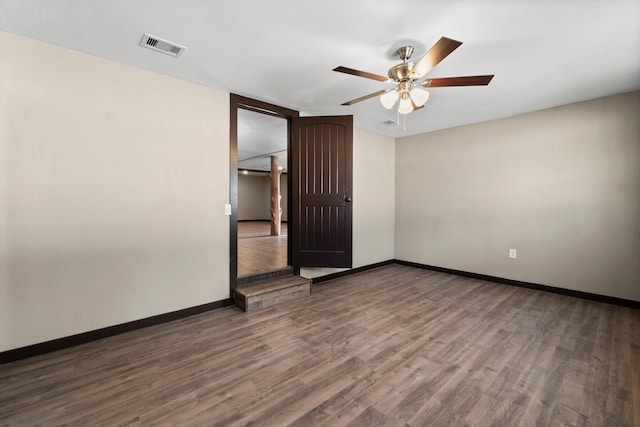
380;90;399;109
410;87;430;106
398;95;413;114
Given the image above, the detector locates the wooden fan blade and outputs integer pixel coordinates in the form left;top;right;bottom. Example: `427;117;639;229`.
341;89;388;106
410;37;463;78
421;75;494;88
333;66;389;82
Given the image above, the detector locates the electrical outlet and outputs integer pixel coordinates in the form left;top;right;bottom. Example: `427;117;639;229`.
509;249;517;259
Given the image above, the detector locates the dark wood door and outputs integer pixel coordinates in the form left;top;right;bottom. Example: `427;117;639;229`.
291;115;353;268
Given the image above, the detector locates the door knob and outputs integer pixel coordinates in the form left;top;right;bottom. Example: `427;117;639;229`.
345;197;352;203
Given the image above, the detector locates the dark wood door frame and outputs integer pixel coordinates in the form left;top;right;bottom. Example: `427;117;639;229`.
229;94;299;291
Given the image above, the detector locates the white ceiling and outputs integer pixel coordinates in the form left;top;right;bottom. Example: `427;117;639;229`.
238;109;287;172
1;0;639;139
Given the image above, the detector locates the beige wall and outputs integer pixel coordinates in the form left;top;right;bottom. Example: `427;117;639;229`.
0;32;230;352
237;173;288;222
238;174;270;220
395;92;640;301
301;128;395;279
0;33;395;351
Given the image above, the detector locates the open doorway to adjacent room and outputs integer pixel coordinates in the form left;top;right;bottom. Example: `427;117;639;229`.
229;95;299;289
230;95;353;292
236;108;288;277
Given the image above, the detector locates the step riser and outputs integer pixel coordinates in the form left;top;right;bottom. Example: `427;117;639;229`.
246;283;310;312
235;282;310;312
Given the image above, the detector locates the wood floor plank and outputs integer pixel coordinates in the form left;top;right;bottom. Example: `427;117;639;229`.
1;264;638;426
238;221;288;277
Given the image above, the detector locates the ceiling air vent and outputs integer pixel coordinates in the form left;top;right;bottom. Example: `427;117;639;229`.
139;34;186;58
380;120;399;127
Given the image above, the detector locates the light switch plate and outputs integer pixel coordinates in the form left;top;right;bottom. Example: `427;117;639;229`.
509;249;517;259
224;204;231;216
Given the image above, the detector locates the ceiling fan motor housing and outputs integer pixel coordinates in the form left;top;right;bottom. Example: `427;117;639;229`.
388;46;417;81
388;63;415;81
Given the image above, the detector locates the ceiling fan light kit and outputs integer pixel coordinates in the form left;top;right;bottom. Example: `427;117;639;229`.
380;90;399;109
380;76;431;114
398;90;414;114
333;37;494;117
410;87;430;106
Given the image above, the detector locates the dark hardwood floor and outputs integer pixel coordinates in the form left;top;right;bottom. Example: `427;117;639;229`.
238;221;288;278
1;264;638;426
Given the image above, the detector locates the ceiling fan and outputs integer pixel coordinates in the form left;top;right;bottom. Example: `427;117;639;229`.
333;37;494;114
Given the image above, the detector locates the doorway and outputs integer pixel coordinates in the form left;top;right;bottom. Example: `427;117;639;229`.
229;95;299;290
230;95;354;292
237;109;288;277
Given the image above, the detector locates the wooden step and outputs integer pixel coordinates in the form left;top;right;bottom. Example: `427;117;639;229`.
237;267;294;287
233;276;311;312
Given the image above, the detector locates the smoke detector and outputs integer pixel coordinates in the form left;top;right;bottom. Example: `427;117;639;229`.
139;34;186;58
